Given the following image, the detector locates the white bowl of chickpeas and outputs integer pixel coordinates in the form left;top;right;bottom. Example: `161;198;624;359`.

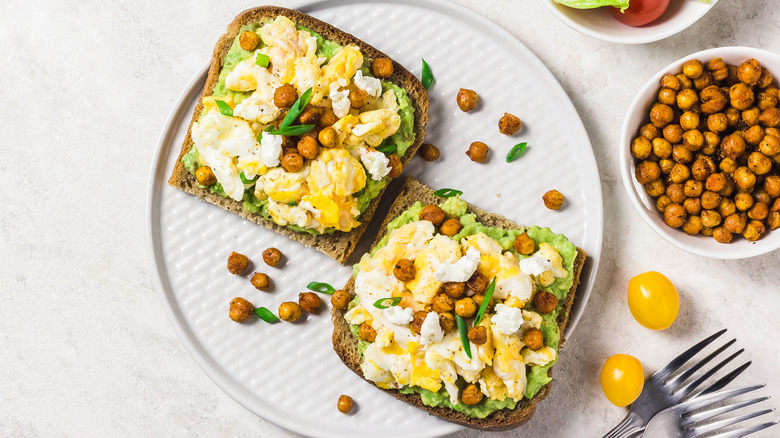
620;46;780;259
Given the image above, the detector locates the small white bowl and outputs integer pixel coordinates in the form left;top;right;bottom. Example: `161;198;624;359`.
542;0;718;45
620;47;780;259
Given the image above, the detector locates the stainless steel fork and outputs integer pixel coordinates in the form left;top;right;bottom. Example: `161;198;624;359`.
642;385;777;438
603;329;750;438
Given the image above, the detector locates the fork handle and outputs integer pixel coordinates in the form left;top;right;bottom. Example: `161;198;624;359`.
601;411;644;438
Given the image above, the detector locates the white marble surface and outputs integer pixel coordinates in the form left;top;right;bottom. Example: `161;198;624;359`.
1;0;778;436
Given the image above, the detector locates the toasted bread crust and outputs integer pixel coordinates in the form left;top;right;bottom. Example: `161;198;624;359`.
331;177;587;430
168;6;429;264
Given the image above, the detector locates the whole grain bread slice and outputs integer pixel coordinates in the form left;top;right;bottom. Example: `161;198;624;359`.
168;6;429;263
331;177;587;430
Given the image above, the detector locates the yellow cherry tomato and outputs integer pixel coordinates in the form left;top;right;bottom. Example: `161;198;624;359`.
627;271;680;330
601;354;645;407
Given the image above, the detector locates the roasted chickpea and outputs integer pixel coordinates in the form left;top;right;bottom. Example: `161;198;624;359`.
318;108;337;127
227;251;249;275
725;107;741;127
498;113;522;135
281;152;304;172
707;113;728;133
719;198;737;217
513;232;536;255
760;107;780;127
680;111;700;131
764;175;780;197
661;74;681;90
279;301;302;322
744;125;765;146
651;104;675;128
743;220;766;241
298;106;320;126
393;259;417;282
720;132;746;160
730;83;755;110
337;395;354;414
759;134;780;156
727;65;740;85
419;143;440;161
646;179;666;197
757;91;778;111
713;227;733;243
195;166;217;186
262;247;282;267
432;294;455;314
737;58;762;86
296;293;321;314
667;183;687;204
386;153;402;178
684;197;702;215
723;213;747;234
533;291;558;314
703;131;721;150
701;226;715;236
720;177;736;198
419;205;445;226
659;158;675;174
542;189;565;210
684;180;703;198
371;57;394;78
682;215;703;235
701;209;722;228
664;203;687;228
755;189;772;205
296;136;320;160
439;283;465;300
708;58;729;82
656;195;673;212
676;89;699;111
759;69;774;88
748;152;772;175
692;156;716;181
700;85;727;114
239;30;260;51
454;297;478;318
331;290;351;310
705;173;727;192
472;294;492;312
694;72;713;90
748;202;769;221
669;163;691;184
701;191;722;210
440;218;463;237
461;384;484;406
457;88;478;112
229;297;254;322
439;312;456;332
735;192;755;212
468;326;488;345
640;123;660;140
768;211;780;230
742;107;761;127
719;157;737;174
682;129;704;151
663;124;683;143
410;311;427;335
274;84;297;108
653;138;673;158
466;141;489;162
523;327;544;350
683;59;704;79
658;88;677;105
467;272;489;293
733;167;757;190
358;322;376;342
349;88;369;109
251;272;271;291
318;126;336;148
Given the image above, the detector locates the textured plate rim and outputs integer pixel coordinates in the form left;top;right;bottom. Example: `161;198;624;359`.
146;0;603;435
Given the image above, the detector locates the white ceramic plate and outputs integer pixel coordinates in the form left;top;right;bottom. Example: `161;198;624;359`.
542;0;718;45
147;1;603;436
620;46;780;259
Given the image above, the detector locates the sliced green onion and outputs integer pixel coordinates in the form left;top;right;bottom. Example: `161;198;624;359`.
215;100;233;117
421;59;434;90
474;277;496;326
506;142;528;163
269;124;315;136
307;281;335;294
278;87;313;129
288;201;298;206
255;53;270;67
455;314;472;359
255;307;280;323
376;143;397;155
373;296;402;309
433;188;463;198
239;172;257;185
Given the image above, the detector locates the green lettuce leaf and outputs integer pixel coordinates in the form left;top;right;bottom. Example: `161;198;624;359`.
554;0;630;13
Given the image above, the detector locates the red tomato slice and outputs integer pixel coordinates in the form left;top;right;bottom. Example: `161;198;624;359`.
610;0;671;27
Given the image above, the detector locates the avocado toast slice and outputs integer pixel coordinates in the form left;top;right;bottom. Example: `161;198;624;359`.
331;177;587;430
168;6;428;263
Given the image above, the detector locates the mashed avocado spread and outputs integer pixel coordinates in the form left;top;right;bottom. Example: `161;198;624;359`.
182;22;416;235
349;196;577;418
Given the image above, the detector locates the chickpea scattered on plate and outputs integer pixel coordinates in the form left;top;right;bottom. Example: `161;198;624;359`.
631;57;780;243
337;395;354;414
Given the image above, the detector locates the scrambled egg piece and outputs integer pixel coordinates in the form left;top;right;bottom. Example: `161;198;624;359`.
461;233;534;302
406;235;460;306
260;167;308;204
358;221;436;274
332;90;402;150
312;44;363;104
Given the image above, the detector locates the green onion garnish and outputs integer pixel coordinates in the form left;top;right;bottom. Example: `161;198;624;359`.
433;188;463;198
216;100;233;117
288;201;298;206
455;314;472;359
239;172;257;185
255;307;280;323
373;297;402;309
376;143;397;155
255;53;270;68
307;281;335;294
474;277;496;326
506;142;528;163
269;124;315;136
421;59;434;90
278;87;313;130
